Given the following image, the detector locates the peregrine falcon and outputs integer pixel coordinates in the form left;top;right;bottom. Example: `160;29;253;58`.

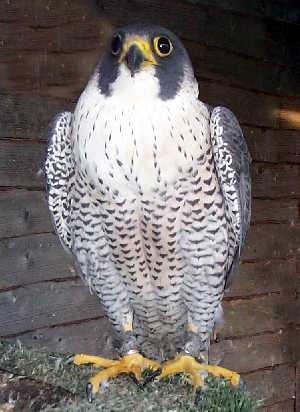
45;24;251;402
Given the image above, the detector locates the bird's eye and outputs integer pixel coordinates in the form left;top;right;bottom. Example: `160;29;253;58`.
154;36;173;57
111;34;122;55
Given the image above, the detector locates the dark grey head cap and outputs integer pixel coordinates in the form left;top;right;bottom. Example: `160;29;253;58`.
97;24;195;100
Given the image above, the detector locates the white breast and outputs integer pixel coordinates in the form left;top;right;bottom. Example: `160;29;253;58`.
72;67;211;195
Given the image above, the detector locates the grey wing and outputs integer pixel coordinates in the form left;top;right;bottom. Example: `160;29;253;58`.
210;106;251;290
45;112;74;254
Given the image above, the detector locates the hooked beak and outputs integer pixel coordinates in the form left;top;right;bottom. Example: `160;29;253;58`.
125;44;146;76
119;37;158;76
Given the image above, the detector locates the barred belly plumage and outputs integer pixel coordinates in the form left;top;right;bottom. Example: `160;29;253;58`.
74;145;228;359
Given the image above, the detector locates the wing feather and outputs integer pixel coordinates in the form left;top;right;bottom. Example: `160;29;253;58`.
45;112;74;254
210;107;251;290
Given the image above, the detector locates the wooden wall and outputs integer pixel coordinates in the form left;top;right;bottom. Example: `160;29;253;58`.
0;1;299;410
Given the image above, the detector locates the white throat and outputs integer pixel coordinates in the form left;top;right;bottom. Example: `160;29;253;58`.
108;64;161;104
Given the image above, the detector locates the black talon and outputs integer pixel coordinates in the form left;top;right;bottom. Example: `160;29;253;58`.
143;368;162;387
62;355;75;366
240;377;247;392
86;382;93;403
129;372;143;390
194;386;202;405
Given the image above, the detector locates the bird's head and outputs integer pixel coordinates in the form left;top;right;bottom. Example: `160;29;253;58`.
96;24;196;101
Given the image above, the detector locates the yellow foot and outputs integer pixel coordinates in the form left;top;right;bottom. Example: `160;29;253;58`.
73;352;160;402
144;352;243;404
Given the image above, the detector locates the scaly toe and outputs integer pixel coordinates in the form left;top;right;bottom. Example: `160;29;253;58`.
194;386;202;405
86;382;93;403
240;377;247;391
73;352;160;398
150;352;243;396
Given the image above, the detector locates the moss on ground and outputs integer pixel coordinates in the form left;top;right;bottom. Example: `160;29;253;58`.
0;340;263;411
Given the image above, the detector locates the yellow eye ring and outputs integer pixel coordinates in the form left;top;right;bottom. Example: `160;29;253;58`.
154;36;173;57
111;34;122;55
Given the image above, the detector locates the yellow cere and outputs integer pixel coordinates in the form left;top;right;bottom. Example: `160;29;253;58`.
119;36;158;67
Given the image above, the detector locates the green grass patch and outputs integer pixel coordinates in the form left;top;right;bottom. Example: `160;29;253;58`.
0;340;262;411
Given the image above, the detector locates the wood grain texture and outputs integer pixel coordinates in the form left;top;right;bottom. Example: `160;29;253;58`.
243;223;300;261
9;318;116;359
0;279;105;337
0;1;111;99
3;0;298;27
210;329;298;372
0;51;98;100
199;81;280;129
0;94;74;140
296;361;300;412
101;0;298;66
244;364;296;408
0;190;52;238
0;233;75;289
189;40;282;96
264;400;296;412
251;199;299;223
244;126;300;164
210;332;299;408
251;163;300;199
279;96;300;129
228;259;300;297
180;0;300;24
0;140;45;188
221;294;299;339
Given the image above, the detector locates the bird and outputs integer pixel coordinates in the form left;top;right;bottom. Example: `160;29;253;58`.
45;23;251;403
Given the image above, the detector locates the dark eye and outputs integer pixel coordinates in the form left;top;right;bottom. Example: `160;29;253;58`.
111;34;122;55
154;36;173;57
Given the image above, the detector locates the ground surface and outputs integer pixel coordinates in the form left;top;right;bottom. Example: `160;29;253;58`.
0;340;261;411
